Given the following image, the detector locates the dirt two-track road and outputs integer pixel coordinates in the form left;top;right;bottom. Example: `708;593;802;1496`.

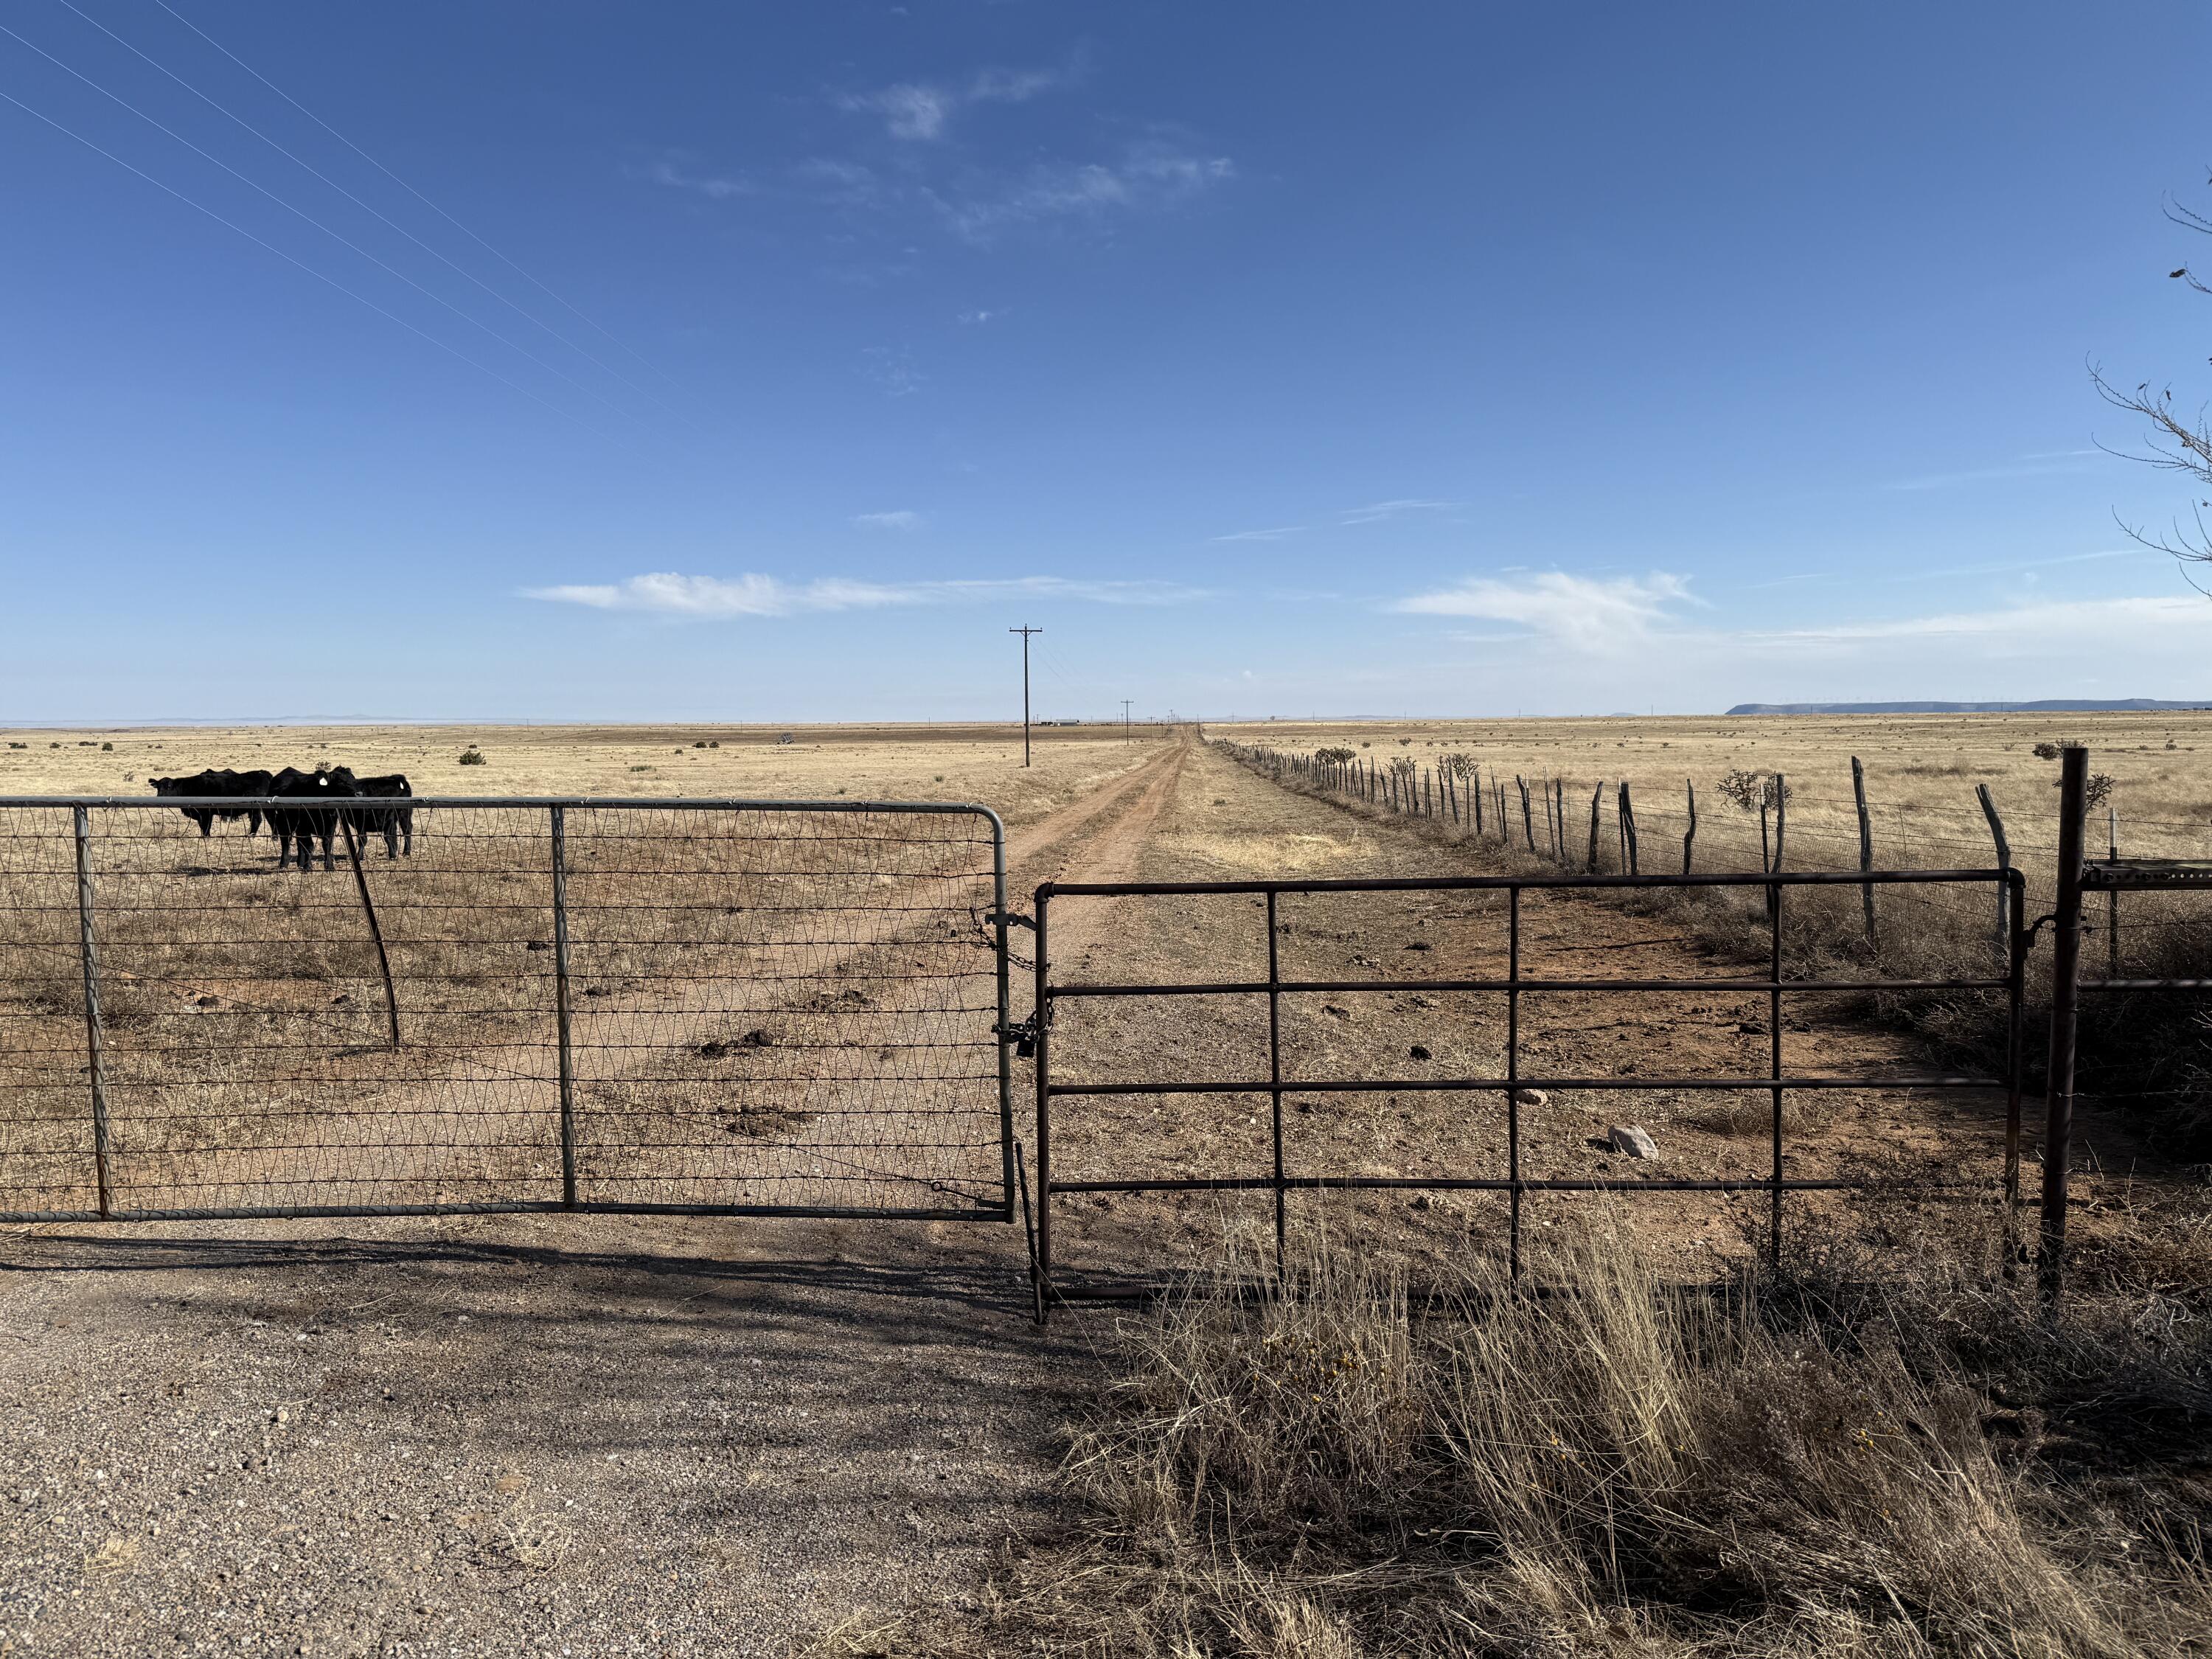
0;733;2121;1656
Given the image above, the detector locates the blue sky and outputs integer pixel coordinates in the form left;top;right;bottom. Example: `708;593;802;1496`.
4;1;2211;722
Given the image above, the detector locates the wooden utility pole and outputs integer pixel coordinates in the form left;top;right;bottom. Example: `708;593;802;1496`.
1121;699;1133;742
1010;626;1042;766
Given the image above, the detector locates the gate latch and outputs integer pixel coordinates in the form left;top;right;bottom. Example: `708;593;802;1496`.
988;911;1037;932
995;1016;1040;1058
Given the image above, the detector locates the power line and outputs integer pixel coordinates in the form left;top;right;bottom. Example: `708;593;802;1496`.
0;83;598;433
0;18;636;427
148;0;682;391
54;0;669;417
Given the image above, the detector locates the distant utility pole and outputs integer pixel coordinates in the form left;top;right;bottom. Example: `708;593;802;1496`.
1121;698;1133;742
1010;626;1042;766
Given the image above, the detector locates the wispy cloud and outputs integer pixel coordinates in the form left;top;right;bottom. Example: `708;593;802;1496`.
958;307;1003;325
852;510;920;531
1885;451;2104;492
1887;548;2148;583
1210;526;1302;543
1739;594;2212;650
1391;572;1693;652
1340;498;1458;525
934;141;1234;241
525;573;1209;618
840;62;1071;142
639;154;754;201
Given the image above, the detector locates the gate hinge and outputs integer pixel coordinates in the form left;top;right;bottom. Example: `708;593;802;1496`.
995;1016;1040;1058
988;911;1037;932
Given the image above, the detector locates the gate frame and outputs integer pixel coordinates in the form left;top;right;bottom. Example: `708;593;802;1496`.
1030;865;2030;1315
1;793;1016;1227
2039;747;2212;1302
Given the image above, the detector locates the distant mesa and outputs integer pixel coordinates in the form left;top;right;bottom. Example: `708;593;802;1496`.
1725;698;2211;715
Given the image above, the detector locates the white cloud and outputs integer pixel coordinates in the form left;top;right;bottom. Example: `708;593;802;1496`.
525;572;1209;618
841;63;1067;142
958;308;1001;325
1340;498;1459;525
936;142;1234;241
1885;452;2106;491
639;156;752;200
852;510;920;531
1210;526;1302;543
1391;571;1692;652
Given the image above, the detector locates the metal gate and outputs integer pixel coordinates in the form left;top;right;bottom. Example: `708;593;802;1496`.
0;796;1013;1224
1028;866;2028;1310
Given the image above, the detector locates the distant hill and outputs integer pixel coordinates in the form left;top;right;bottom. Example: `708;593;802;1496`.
1725;698;2211;715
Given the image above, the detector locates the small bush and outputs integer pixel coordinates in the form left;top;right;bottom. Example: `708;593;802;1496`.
629;765;653;773
457;748;487;767
1717;767;1791;812
2033;740;2064;759
1315;746;1356;765
100;742;113;751
693;740;707;748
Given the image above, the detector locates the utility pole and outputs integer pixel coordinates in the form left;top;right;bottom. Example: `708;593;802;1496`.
1121;698;1133;742
1010;626;1042;766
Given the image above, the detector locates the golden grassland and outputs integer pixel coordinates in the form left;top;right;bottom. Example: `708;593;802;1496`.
1214;709;2212;869
0;720;1165;834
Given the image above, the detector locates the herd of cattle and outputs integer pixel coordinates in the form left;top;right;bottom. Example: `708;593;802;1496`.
147;768;414;869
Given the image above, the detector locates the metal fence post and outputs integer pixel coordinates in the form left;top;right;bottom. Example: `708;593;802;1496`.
1266;889;1286;1278
991;813;1016;1222
1033;886;1054;1317
550;805;577;1210
2039;748;2088;1306
1506;885;1522;1278
71;806;112;1219
2002;869;2028;1277
1769;876;1785;1270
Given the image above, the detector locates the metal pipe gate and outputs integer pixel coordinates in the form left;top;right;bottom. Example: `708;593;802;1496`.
1029;866;2030;1314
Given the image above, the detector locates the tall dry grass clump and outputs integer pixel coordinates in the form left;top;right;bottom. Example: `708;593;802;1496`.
870;1220;2209;1658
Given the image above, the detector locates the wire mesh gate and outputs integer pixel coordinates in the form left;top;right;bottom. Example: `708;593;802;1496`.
0;796;1013;1224
1028;867;2030;1312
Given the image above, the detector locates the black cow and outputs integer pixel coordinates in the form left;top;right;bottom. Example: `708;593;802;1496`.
346;773;415;859
148;769;275;838
268;766;358;872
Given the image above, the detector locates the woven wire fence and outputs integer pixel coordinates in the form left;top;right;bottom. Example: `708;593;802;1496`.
0;798;1010;1222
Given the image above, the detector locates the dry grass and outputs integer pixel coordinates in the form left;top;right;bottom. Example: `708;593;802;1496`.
846;1217;2212;1658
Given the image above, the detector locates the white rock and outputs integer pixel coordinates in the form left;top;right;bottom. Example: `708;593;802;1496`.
1607;1124;1659;1160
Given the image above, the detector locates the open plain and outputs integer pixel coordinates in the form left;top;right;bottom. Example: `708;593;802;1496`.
1;718;2207;1655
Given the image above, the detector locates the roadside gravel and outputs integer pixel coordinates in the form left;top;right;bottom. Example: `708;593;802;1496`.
0;1212;1077;1657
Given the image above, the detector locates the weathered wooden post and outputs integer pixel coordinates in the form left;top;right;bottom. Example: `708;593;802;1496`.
2107;805;2120;980
1618;782;1639;874
1682;779;1697;874
2041;747;2089;1304
1851;757;1877;949
1517;776;1535;851
1587;782;1604;872
1977;783;2011;952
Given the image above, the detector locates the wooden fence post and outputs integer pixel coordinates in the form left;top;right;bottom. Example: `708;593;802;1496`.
1773;772;1787;872
2108;805;2120;980
1851;757;1877;950
1976;783;2011;952
1618;782;1639;874
1587;782;1604;872
1540;776;1555;860
1517;776;1535;851
1473;767;1484;835
1683;779;1697;874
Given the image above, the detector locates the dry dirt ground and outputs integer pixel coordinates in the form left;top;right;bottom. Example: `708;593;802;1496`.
1;728;2200;1655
